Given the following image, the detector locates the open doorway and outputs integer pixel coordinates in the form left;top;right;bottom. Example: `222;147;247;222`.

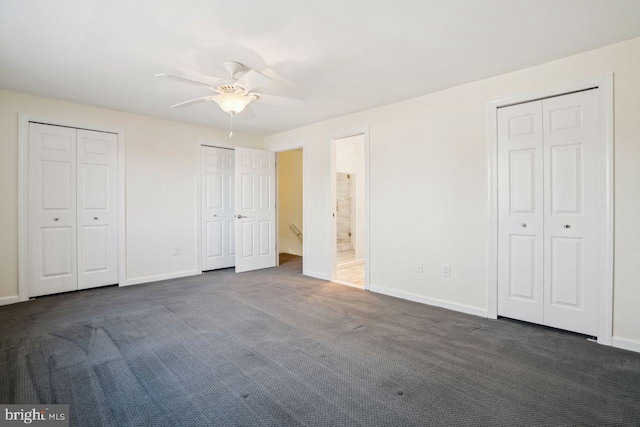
277;148;304;272
330;133;367;288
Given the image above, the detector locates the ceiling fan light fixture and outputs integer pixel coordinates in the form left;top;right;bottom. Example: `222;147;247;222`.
157;61;302;138
214;93;251;114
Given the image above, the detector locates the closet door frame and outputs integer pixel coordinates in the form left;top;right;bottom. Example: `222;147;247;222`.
18;114;126;302
487;75;614;345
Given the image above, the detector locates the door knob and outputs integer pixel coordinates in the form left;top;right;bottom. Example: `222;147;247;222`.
53;218;59;221
521;223;527;228
236;214;247;219
94;217;99;220
563;224;571;229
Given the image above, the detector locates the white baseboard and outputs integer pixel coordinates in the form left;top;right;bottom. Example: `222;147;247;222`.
304;270;329;280
0;295;20;306
122;270;200;287
612;336;640;354
369;284;488;318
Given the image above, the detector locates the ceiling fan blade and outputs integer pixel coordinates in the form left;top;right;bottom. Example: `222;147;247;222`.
171;95;215;108
156;74;217;89
234;70;271;92
254;93;303;109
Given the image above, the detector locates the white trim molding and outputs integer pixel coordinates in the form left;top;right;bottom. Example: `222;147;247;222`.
18;113;126;301
486;75;614;345
370;285;488;318
123;270;200;287
612;336;640;354
0;295;20;306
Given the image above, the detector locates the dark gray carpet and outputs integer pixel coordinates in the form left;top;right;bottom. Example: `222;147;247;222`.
1;254;639;426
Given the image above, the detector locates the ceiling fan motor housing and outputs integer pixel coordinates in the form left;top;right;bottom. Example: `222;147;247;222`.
222;61;243;77
218;84;247;95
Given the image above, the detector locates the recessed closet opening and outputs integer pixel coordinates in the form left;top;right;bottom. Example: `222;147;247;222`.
18;115;126;300
488;76;614;344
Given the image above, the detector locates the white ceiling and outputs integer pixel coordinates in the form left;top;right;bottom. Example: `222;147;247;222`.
1;0;639;135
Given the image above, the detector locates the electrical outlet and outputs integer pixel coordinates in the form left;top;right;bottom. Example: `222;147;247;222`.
443;264;451;277
417;263;423;274
171;245;182;256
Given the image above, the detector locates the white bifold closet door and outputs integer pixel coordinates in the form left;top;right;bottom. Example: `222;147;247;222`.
497;89;602;336
497;100;544;325
542;90;601;335
76;129;118;289
201;146;235;270
234;148;276;273
28;123;118;297
28;124;78;296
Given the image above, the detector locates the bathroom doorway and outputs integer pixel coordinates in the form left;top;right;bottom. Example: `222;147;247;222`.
332;134;366;287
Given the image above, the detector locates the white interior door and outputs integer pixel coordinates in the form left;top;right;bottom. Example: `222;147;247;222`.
497;101;544;324
235;147;276;273
542;89;601;336
77;129;118;290
201;146;235;271
28;123;78;297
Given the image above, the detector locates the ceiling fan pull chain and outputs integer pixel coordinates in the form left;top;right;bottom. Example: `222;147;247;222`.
229;112;234;138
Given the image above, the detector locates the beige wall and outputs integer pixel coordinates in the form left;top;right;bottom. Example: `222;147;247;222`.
277;149;303;256
0;90;263;297
265;37;640;343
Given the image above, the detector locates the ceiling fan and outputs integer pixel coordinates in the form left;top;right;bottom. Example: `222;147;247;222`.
156;61;303;137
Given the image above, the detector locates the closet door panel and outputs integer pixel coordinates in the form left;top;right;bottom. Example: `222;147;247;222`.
28;123;78;296
201;146;235;271
497;101;544;324
77;129;118;290
543;90;600;336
